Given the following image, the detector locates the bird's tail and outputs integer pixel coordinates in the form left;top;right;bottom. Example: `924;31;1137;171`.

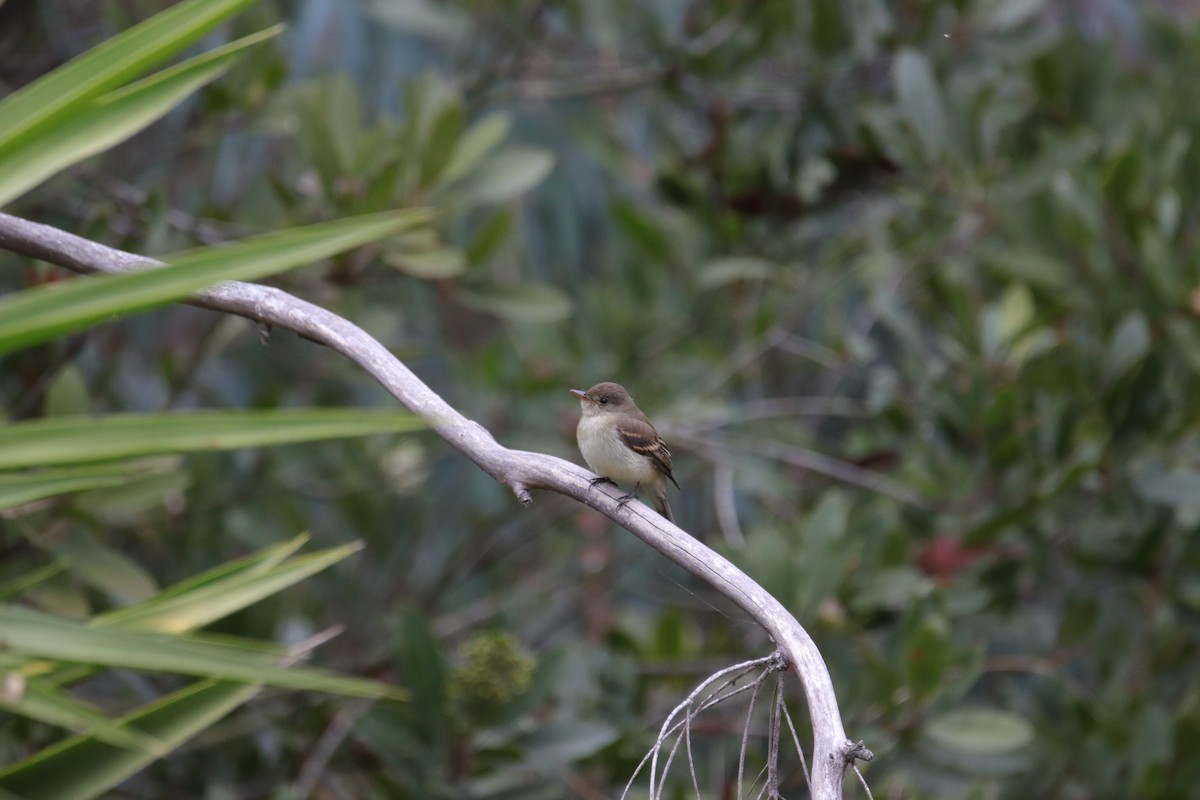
652;482;675;523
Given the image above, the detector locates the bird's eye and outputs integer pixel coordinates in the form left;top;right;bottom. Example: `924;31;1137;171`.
599;397;609;405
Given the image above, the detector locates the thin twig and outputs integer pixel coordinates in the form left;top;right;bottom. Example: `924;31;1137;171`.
654;710;691;799
768;674;784;798
775;332;847;369
747;761;770;800
623;654;782;800
282;625;345;665
620;680;764;800
517;65;667;101
674;396;869;434
559;767;610;800
713;461;746;546
643;654;779;797
679;431;927;509
291;699;372;798
852;763;874;800
782;692;811;790
684;706;702;800
737;665;772;800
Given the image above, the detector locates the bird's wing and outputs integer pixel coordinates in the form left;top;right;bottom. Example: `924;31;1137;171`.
617;419;680;489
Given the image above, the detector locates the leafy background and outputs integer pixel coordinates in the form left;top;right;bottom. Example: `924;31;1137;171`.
3;0;1200;797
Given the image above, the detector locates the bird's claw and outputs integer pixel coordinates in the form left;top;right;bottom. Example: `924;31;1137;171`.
616;482;641;511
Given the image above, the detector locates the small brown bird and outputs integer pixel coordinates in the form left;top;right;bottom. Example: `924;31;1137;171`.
570;382;679;522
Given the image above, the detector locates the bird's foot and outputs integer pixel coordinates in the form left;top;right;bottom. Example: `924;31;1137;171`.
588;476;616;489
616;482;642;511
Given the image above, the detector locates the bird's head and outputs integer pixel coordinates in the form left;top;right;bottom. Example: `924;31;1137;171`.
570;382;634;416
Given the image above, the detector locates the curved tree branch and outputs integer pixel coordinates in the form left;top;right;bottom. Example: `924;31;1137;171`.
0;211;871;798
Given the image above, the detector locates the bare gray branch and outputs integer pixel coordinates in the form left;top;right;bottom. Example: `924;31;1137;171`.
0;211;868;799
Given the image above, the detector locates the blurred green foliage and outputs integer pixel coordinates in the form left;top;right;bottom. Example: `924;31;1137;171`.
4;0;1200;797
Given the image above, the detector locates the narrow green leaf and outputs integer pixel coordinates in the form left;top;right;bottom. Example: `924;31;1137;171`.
45;365;91;417
130;535;310;607
611;200;671;262
1106;312;1150;381
0;409;424;470
441;113;512;183
419;103;466;187
1134;464;1200;510
996;283;1035;345
367;0;469;42
511;720;620;766
0;678;261;800
2;680;168;757
1131;704;1173;787
925;707;1034;755
96;543;363;633
0;468;133;511
465;208;514;266
980;0;1046;32
983;247;1071;290
48;531;159;605
0;27;282;207
0;0;258;156
850;566;931;613
324;76;365;180
453;148;554;204
26;537;356;705
457;282;572;323
894;49;946;155
0;605;405;699
696;257;777;289
0;564;65;602
0;209;430;355
384;245;468;279
396;607;446;740
72;468;191;527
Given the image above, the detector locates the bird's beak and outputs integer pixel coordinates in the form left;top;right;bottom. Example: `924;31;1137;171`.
569;388;589;401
